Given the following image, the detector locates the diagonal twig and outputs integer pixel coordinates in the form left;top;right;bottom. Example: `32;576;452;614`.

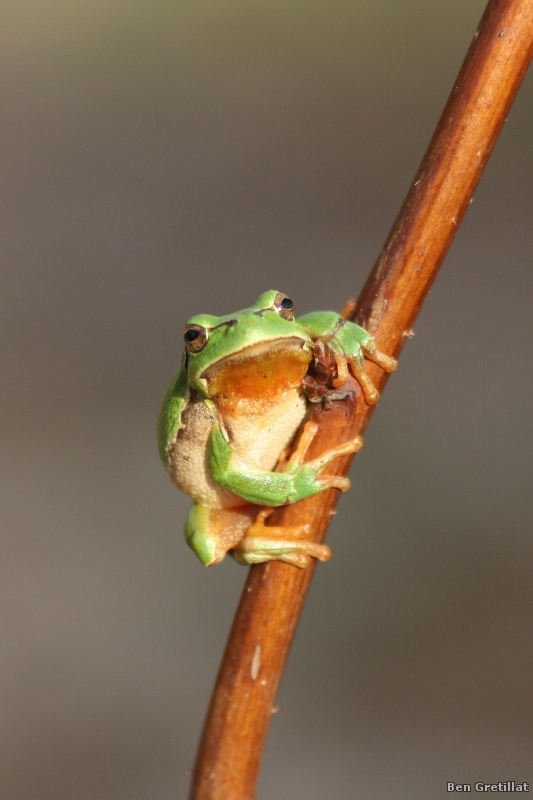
190;1;533;798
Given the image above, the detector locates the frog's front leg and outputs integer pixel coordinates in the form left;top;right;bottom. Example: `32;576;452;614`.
299;311;397;405
209;424;362;507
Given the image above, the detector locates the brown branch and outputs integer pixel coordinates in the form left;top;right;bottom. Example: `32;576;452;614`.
190;2;533;798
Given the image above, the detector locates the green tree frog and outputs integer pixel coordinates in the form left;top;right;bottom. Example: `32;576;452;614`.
158;291;397;568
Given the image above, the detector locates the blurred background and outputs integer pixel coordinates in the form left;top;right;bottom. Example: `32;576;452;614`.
1;1;532;798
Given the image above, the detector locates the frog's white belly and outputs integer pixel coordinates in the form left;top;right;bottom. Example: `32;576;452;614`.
167;389;307;509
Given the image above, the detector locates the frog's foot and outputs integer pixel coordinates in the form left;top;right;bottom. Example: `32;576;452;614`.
302;434;363;489
347;356;381;405
333;350;398;406
286;421;363;479
232;508;331;567
331;346;397;405
234;542;330;568
362;341;398;374
275;418;321;472
285;420;320;469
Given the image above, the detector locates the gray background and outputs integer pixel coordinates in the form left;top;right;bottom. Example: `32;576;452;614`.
1;1;532;798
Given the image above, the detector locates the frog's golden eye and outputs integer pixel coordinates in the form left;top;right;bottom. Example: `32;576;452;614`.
273;293;295;321
184;324;208;352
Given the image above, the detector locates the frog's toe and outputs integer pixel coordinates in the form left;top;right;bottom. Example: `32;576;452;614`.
234;534;331;567
304;435;363;476
370;350;398;373
231;548;311;567
317;475;351;492
383;354;398;372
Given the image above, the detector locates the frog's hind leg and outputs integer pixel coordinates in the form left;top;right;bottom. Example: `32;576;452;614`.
232;508;331;568
185;504;258;566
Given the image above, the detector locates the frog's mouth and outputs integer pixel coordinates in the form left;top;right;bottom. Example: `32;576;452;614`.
201;337;310;413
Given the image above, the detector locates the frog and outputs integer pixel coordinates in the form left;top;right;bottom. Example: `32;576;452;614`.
158;290;397;568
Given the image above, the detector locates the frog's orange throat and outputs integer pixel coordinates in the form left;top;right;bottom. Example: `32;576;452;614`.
200;338;311;418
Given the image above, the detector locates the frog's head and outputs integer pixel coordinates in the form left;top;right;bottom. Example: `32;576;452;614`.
183;290;311;402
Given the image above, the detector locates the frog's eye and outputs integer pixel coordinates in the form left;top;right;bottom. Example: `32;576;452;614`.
273;293;295;321
184;324;208;352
